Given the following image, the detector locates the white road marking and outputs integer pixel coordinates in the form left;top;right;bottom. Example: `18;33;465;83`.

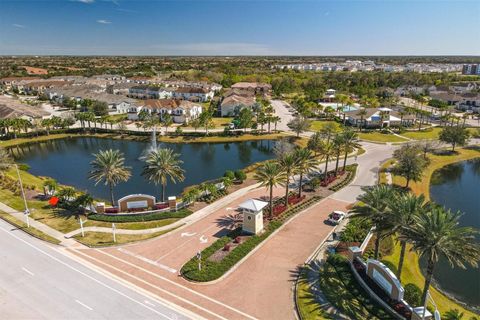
199;235;208;244
155;223;219;261
75;299;93;311
22;267;34;276
0;225;175;320
118;248;177;273
77;249;229;320
144;300;156;307
180;232;196;237
96;249;258;320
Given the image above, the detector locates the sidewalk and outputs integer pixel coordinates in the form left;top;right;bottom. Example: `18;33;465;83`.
63;182;261;238
0;202;77;246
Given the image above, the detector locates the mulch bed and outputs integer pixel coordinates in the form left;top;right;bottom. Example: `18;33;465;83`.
208;235;251;262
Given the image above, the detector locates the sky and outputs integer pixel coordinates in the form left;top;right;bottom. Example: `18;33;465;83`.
0;0;479;56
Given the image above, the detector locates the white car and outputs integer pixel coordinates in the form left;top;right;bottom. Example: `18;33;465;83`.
327;210;346;225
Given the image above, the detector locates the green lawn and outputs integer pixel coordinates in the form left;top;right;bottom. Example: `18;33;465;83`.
400;127;441;140
73;227;180;247
106;114;127;122
296;270;332;320
309;120;343;132
0;211;61;244
358;132;408;143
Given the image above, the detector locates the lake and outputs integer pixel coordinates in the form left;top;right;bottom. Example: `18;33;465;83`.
429;158;480;307
12;137;277;201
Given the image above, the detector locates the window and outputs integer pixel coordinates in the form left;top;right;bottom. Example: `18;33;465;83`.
247;216;252;221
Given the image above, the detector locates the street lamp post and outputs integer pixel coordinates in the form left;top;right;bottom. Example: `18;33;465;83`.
79;217;85;237
15;164;30;228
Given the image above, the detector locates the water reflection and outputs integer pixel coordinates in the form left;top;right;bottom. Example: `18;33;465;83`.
13;137;276;200
429;159;480;307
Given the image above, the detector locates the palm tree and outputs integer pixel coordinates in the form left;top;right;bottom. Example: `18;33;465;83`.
293;149;319;197
388;193;427;279
0;147;12;177
43;178;58;196
278;152;298;207
352;185;397;259
400;206;480;305
307;132;323;156
142;148;185;202
254;161;287;218
341;129;360;171
333;134;344;176
357;109;368;131
89;149;131;206
320;140;335;182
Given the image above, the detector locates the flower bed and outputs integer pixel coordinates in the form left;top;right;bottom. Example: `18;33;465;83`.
329;164;358;192
88;208;192;223
181;196;323;282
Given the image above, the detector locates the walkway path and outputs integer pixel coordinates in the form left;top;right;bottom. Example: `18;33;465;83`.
0;202;77;246
64;182;262;238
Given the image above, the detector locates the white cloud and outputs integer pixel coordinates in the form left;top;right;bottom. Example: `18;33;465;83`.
150;42;272;55
73;0;95;3
96;19;112;24
12;24;26;29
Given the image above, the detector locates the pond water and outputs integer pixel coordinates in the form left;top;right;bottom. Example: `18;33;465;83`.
429;158;480;307
12;137;276;201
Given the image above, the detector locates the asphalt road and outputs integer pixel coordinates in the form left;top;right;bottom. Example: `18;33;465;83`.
0;219;193;320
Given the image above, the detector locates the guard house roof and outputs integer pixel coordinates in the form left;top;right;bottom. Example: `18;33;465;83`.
238;199;268;212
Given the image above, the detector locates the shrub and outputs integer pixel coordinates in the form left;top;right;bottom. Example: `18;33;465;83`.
404;283;422;307
340;217;372;243
88;208;192;223
223;170;235;180
17;163;30;171
234;170;246;182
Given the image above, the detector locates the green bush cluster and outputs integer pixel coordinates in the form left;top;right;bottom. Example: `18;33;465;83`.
181;196;322;282
329;164;358;192
340;217;372;243
403;283;422;307
88;208;192;223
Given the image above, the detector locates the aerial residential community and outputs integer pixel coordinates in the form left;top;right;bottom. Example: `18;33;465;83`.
0;1;479;320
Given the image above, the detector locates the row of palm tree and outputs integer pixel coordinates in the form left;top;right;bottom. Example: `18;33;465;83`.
307;127;360;180
254;147;319;218
353;185;480;306
89;148;185;206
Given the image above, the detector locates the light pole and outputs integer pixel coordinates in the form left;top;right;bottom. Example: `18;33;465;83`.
196;251;201;271
15;164;30;228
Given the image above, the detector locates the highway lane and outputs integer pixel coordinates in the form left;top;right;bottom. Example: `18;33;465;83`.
0;219;194;320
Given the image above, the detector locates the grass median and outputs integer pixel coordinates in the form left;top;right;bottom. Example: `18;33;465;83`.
0;211;61;244
73;227;180;247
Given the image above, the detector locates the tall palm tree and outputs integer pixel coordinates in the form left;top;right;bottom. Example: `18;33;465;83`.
352;185;397;259
320;140;335;182
142;148;185;202
254;161;287;218
278;152;298;207
332;134;344;176
400;206;480;305
0;147;12;178
307;132;323;156
357;109;368;131
293;149;319;197
388;193;427;279
341;129;360;171
89;149;131;206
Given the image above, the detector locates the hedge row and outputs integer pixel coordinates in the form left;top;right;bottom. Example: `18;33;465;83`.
87;208;192;223
181;196;323;282
329;164;358;192
181;221;282;282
